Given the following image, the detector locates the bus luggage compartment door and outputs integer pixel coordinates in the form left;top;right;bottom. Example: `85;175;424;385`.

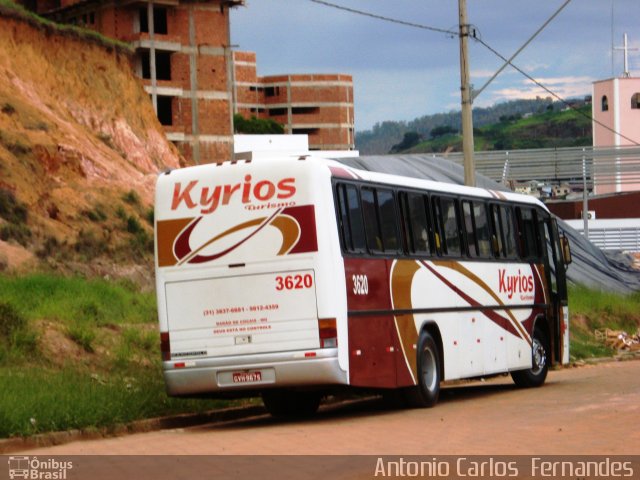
164;270;319;358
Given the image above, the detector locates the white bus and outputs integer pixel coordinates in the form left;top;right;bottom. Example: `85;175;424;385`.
154;155;571;416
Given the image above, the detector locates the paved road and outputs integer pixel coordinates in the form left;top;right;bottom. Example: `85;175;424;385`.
18;359;640;456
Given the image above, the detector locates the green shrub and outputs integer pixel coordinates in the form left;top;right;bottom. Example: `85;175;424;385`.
74;229;109;258
0;223;32;246
67;322;96;353
126;216;142;234
0;302;26;339
122;190;140;206
115;205;127;220
0;189;28;224
82;205;108;222
128;230;154;256
145;208;154;226
233;113;284;134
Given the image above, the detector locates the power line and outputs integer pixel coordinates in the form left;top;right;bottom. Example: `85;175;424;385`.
309;0;639;146
309;0;456;36
472;0;572;101
474;36;640;147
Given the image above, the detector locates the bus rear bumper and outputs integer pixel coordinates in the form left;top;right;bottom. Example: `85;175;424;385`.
163;348;346;396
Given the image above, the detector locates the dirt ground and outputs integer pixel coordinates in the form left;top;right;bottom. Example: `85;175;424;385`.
15;358;640;456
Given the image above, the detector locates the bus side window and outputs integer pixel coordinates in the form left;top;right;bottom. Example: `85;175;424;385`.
501;206;518;258
434;196;461;257
516;207;540;260
462;200;478;257
473;201;491;258
491;204;505;257
404;192;430;255
377;189;400;253
361;187;400;254
361;187;381;252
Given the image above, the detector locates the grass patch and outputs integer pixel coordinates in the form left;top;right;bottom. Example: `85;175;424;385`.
0;301;39;365
0;366;230;438
0;273;156;327
568;284;640;360
1;273;633;438
67;322;96;353
0;273;240;439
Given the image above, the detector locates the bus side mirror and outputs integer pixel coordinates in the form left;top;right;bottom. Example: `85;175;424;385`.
561;235;572;266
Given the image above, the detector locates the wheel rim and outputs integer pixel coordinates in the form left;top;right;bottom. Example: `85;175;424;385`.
531;337;546;375
421;346;437;391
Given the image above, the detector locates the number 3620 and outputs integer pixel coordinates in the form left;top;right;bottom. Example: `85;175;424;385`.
352;274;369;295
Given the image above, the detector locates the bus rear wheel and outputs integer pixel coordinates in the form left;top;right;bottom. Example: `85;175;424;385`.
405;330;441;408
261;390;321;418
511;326;549;388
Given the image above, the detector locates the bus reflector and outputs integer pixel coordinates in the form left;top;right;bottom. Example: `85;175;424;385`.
161;332;171;361
318;318;337;348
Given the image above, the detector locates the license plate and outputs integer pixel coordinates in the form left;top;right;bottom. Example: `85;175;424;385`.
232;371;262;383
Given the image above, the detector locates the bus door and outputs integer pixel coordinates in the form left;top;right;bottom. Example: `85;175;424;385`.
542;216;569;364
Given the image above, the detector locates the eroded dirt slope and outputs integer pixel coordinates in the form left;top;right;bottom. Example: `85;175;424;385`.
0;10;182;279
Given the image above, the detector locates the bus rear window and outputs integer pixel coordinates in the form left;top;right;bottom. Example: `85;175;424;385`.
336;183;366;252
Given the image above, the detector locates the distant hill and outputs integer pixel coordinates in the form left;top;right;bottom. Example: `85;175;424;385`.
355;98;592;155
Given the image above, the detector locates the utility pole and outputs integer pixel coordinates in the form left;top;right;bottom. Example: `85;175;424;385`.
458;0;475;187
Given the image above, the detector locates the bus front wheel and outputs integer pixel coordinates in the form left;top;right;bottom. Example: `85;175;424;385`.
405;330;441;408
511;326;549;388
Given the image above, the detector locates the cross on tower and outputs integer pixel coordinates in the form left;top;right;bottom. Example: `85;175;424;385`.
614;33;638;77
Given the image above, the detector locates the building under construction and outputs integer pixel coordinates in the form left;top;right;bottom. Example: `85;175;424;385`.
17;0;355;164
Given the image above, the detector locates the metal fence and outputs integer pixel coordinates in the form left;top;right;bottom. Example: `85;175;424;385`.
443;146;640;251
442;145;640;190
565;219;640;252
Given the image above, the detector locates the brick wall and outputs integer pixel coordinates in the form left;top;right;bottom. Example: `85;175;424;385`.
233;53;355;150
32;0;237;165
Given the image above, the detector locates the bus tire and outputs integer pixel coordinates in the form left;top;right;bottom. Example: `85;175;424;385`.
262;390;321;418
511;326;549;388
404;330;441;408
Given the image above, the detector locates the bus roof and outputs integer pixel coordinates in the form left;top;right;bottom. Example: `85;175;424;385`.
320;156;548;211
157;154;548;212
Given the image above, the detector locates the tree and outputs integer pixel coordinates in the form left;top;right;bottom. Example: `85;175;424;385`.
389;131;422;153
233;114;284;134
429;125;458;139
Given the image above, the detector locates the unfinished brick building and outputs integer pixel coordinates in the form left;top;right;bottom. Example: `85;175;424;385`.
233;51;355;151
20;0;242;165
18;0;356;162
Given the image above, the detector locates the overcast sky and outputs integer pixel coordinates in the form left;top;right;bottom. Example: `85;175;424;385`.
231;0;640;131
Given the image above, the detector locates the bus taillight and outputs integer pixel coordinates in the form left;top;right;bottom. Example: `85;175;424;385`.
160;331;171;361
318;318;337;348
